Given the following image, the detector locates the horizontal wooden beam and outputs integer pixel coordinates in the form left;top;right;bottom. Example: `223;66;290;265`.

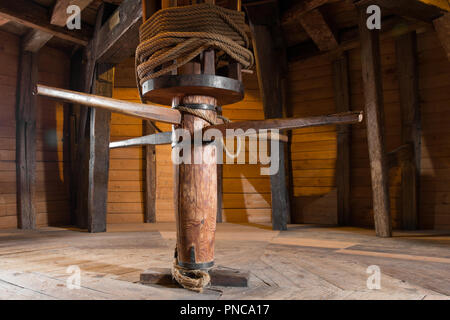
22;29;53;53
354;0;447;22
51;0;95;27
96;0;142;64
0;0;92;46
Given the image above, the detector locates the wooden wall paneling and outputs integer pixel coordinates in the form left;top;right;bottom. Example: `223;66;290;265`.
395;32;421;230
358;5;392;237
333;53;351;226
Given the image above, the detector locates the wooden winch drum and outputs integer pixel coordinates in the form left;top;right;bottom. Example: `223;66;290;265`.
174;96;220;270
142;55;245;271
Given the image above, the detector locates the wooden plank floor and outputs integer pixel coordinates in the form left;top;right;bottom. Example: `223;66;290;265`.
0;223;448;300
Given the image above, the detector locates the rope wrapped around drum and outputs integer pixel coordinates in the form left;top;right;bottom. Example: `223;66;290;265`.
135;3;254;85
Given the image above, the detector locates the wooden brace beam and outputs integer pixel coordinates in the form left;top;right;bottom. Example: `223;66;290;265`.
51;0;94;27
434;13;450;61
0;0;92;46
300;9;338;51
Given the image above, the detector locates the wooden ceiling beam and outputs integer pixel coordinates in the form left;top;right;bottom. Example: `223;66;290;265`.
95;0;142;64
299;9;338;51
51;0;95;27
0;0;92;46
22;29;53;52
281;0;340;26
354;0;448;22
433;13;450;61
0;17;9;26
288;16;431;62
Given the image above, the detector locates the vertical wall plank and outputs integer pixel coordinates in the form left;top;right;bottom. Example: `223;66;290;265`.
333;53;351;226
396;32;421;230
358;5;392;237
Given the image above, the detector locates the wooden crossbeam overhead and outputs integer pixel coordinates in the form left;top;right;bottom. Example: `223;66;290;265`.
96;0;143;64
0;17;9;26
51;0;95;27
22;29;53;53
0;0;92;46
299;9;338;51
434;13;450;61
281;0;333;26
289;16;431;63
354;0;448;22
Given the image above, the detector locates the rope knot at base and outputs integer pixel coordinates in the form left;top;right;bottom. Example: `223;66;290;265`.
171;259;211;293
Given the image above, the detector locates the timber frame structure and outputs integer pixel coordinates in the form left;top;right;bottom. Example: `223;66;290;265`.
1;0;449;239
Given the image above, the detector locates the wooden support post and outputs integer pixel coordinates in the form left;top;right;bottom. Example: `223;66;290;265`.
248;4;291;230
73;4;105;229
87;69;112;233
144;121;157;223
15;48;38;230
332;53;351;226
15;26;51;230
358;5;392;237
396;32;421;230
142;0;160;224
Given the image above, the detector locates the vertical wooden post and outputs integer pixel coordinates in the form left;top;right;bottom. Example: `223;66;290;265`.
142;0;160;223
16;49;38;230
396;32;421;230
87;69;113;233
333;53;351;226
248;15;291;231
144;121;157;223
358;6;392;237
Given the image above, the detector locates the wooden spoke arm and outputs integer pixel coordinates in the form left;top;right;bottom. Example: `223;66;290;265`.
34;84;182;125
206;111;364;137
110;132;173;149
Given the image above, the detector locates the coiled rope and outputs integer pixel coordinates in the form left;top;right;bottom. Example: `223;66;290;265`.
135;3;254;86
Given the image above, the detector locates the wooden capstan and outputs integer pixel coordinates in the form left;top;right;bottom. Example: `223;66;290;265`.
34;0;364;292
